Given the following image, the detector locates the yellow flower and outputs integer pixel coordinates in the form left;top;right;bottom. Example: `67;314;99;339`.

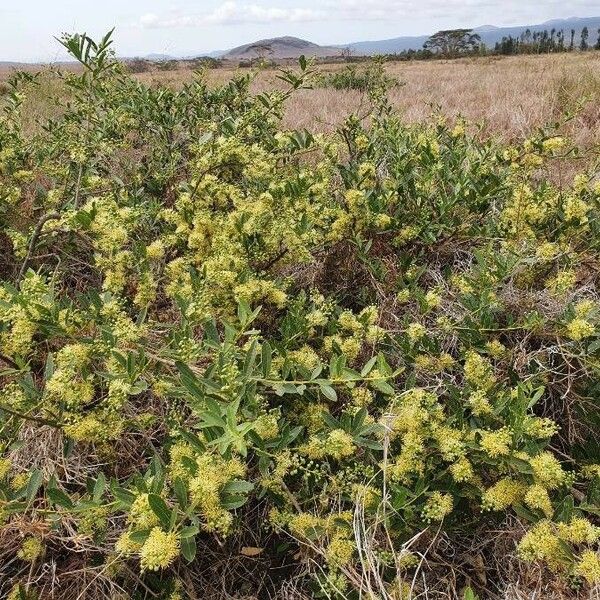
326;537;355;568
464;351;495;390
482;478;526;511
354;134;369;151
254;413;280;440
566;318;595;341
485;339;506;358
535;241;559;262
396;289;410;304
574;550;600;584
422;492;453;522
450;457;474;482
524;484;553;517
303;429;355;460
139;528;180;572
523;417;559;440
530;452;566;489
451;123;465;138
546;270;577;296
128;493;161;530
518;520;566;572
0;457;11;481
479;428;512;458
115;531;142;556
407;322;427;343
424;290;442;309
468;390;492;417
17;537;43;561
574;299;596;318
541;136;565;154
557;517;600;545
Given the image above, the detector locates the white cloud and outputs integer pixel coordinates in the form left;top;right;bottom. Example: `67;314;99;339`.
137;0;600;31
139;2;324;28
328;0;599;23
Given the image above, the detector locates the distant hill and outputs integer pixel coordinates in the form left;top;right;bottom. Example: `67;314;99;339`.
223;36;342;60
346;15;600;55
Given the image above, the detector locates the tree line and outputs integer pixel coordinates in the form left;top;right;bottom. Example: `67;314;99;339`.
376;26;600;61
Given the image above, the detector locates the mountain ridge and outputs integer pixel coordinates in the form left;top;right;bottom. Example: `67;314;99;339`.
344;15;600;55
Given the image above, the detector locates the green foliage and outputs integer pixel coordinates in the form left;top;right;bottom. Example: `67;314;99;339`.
317;62;400;91
0;30;599;598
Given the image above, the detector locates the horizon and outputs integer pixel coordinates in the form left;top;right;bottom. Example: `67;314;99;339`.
1;2;600;63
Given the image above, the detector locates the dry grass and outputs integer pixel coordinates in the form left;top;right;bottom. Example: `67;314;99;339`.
131;52;600;146
3;52;599;150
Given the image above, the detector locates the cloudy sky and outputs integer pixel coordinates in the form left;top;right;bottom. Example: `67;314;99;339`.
2;0;599;62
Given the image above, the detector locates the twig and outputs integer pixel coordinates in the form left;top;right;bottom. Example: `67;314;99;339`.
0;353;20;370
18;211;61;282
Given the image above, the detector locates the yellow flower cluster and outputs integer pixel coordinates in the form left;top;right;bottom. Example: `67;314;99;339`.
325;537;356;568
139;527;180;572
464;351;496;391
128;493;161;530
482;478;526;511
302;429;355;460
407;322;427;344
519;519;600;581
422;492;453;522
479;427;512;458
323;306;384;361
0;272;52;358
574;550;600;584
566;318;595;341
17;537;43;561
530;452;566;489
187;453;246;535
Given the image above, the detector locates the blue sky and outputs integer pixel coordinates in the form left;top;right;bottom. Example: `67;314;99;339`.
2;0;599;62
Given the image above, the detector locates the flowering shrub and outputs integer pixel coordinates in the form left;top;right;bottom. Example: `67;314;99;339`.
0;32;598;598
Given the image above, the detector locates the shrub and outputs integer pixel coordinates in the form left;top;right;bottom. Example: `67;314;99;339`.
317;62;401;91
126;57;152;74
0;31;598;599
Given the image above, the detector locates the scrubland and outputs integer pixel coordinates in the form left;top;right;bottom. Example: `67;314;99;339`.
0;36;599;600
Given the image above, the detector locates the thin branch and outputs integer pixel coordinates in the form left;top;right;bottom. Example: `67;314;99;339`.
18;211;61;282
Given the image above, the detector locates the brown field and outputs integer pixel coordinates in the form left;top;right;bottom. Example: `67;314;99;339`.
133;52;600;146
2;51;599;154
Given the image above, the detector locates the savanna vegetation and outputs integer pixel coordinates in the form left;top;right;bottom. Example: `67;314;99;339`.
0;31;599;600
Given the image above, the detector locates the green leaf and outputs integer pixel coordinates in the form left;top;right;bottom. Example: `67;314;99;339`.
261;342;272;378
111;485;135;506
180;524;199;538
26;469;43;503
129;529;151;544
243;339;259;375
176;361;204;399
360;356;377;377
93;473;106;502
47;487;74;509
173;477;188;509
181;534;197;562
319;384;337;402
221;494;250;509
506;456;534;475
463;587;480;600
147;494;172;528
371;378;394;395
222;480;254;494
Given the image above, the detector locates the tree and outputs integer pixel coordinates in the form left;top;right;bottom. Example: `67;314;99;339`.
423;29;481;57
580;27;589;50
596;28;600;50
569;28;576;51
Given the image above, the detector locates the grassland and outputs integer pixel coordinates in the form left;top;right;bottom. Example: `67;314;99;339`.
133;52;600;142
3;51;599;144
